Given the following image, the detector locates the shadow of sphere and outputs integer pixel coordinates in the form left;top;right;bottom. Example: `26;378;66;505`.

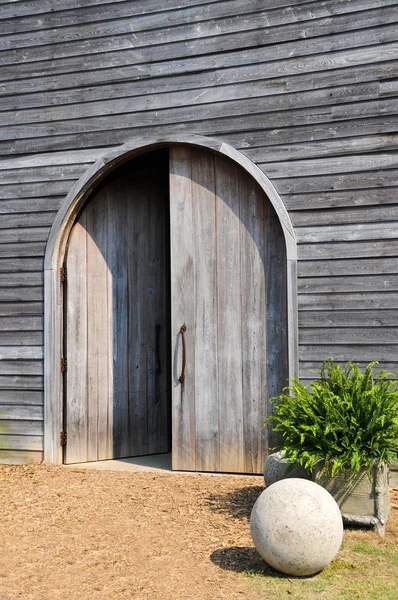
210;546;273;575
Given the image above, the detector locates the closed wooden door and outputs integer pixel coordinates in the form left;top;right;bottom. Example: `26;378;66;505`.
64;161;170;464
170;147;288;474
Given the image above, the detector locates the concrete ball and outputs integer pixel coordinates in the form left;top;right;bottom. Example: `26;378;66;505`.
250;478;343;576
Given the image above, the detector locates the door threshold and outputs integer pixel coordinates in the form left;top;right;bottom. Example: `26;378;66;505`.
64;452;172;473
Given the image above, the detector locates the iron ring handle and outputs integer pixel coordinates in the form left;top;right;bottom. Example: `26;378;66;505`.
179;324;187;384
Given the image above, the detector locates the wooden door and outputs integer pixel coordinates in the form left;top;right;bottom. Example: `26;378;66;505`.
169;147;288;474
64;160;170;464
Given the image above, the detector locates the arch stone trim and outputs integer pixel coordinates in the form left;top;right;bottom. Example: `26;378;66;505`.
44;133;298;463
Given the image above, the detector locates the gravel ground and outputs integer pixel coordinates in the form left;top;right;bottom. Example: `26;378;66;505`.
0;463;264;600
0;463;397;600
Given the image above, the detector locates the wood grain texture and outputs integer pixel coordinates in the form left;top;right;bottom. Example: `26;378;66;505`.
64;213;88;464
170;147;287;473
191;150;218;472
64;155;170;463
170;146;196;471
1;0;397;465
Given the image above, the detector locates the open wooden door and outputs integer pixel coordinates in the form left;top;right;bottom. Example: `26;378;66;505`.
169;147;288;474
64;156;170;464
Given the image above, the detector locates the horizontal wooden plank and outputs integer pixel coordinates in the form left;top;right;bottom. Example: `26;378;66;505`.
4;56;396;115
0;405;43;420
0;149;103;170
0;198;63;215
3;0;379;39
284;187;398;211
291;204;398;227
0;317;42;331
298;275;398;294
0;287;43;303
299;327;398;345
264;154;398;179
231;114;398;152
0;181;80;199
0;273;43;287
298;257;398;277
2;0;391;51
298;240;398;261
298;292;398;310
0;347;43;360
0;258;43;273
0;375;43;390
0;361;43;376
1;103;395;158
0;449;43;463
246;133;398;164
299;310;398;328
299;361;398;379
297;223;398;244
0;420;43;435
0;390;43;405
0;0;224;23
276;167;398;196
0;228;50;244
0;82;380;142
1;17;394;106
0;303;43;317
0;72;382;129
0;331;43;346
0;164;90;184
4;13;396;93
299;345;398;363
0;213;56;230
0;434;43;451
0;243;47;258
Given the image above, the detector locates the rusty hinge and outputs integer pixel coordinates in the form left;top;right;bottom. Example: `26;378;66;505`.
60;267;67;282
60;431;67;447
60;357;67;373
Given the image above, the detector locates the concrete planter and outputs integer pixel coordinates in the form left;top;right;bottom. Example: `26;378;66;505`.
312;462;390;536
264;451;310;488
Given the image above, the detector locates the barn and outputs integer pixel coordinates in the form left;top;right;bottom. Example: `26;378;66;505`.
1;0;397;473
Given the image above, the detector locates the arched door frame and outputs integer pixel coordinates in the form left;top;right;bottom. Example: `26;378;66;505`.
44;133;298;463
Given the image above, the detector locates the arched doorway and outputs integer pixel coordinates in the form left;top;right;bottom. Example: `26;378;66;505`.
44;135;298;472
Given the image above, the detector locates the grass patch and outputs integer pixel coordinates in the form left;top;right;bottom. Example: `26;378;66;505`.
241;523;398;600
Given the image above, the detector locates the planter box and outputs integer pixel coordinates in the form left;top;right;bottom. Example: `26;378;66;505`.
264;451;310;487
312;463;390;536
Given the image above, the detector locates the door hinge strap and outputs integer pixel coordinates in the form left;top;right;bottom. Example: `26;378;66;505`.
60;357;67;372
60;267;67;282
60;431;67;447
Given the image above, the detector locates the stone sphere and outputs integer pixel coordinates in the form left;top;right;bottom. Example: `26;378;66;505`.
264;451;310;487
250;478;343;576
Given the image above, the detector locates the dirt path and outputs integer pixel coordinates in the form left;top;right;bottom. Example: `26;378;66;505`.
1;464;397;600
0;463;265;600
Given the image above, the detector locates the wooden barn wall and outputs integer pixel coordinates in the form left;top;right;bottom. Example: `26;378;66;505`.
0;0;398;462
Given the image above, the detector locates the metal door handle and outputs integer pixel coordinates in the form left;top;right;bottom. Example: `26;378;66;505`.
155;324;161;375
179;324;187;383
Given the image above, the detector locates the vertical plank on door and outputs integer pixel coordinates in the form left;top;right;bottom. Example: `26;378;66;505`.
266;203;289;450
147;172;169;454
65;213;88;464
127;173;149;456
107;181;129;458
191;150;219;472
239;172;268;473
86;188;111;461
169;147;196;471
215;155;245;473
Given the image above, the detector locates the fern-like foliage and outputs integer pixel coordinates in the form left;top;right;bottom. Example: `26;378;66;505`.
266;359;398;476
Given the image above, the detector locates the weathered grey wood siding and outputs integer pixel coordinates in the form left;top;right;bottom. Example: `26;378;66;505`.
1;0;398;462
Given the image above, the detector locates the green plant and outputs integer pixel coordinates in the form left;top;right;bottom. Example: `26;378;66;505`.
266;359;398;476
